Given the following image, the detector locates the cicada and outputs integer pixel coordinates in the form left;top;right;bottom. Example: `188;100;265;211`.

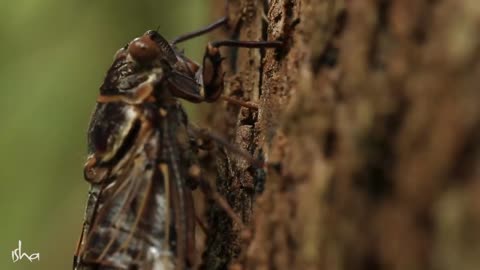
74;17;281;270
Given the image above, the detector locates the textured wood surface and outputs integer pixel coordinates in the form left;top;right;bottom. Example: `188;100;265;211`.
201;1;480;269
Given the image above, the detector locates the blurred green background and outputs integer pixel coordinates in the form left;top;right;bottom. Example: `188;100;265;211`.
0;1;207;269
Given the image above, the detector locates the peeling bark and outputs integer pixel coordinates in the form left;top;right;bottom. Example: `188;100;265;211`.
201;0;480;270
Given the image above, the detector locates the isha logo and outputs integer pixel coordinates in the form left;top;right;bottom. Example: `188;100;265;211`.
11;240;40;263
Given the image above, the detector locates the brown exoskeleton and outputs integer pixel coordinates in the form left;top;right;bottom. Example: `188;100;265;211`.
73;14;281;270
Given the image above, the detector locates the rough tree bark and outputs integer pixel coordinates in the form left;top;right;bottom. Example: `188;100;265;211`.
200;0;480;270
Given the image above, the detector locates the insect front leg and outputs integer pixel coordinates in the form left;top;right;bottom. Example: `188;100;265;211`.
200;40;283;107
200;43;224;103
169;0;235;45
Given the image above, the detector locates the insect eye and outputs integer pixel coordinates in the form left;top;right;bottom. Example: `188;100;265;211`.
128;36;159;64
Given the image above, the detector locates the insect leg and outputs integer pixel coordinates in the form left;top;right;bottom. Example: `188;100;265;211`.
170;0;237;45
187;164;248;232
171;17;228;45
188;123;264;169
201;40;283;103
195;214;209;236
210;40;283;49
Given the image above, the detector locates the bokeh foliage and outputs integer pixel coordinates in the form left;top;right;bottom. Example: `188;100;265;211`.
0;1;207;269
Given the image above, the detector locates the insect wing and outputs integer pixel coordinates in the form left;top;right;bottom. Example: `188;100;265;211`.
165;70;204;103
76;103;175;269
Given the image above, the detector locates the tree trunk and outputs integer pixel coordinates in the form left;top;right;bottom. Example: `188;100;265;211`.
201;0;480;270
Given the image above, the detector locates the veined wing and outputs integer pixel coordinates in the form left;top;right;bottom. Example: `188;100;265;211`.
75;103;175;270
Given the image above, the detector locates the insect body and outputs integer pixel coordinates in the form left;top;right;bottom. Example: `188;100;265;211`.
74;30;216;270
74;21;281;270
